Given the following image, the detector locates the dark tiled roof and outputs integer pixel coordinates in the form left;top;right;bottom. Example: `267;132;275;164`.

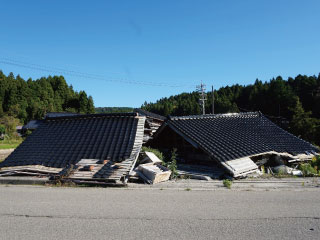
22;120;44;130
164;112;319;162
134;108;166;121
1;113;145;171
44;112;80;118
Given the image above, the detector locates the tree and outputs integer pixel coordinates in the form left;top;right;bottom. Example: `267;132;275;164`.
0;116;21;138
78;91;89;113
142;73;320;145
87;96;95;114
289;98;319;143
0;70;95;122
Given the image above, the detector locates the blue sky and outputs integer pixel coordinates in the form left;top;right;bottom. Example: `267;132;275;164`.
1;0;320;107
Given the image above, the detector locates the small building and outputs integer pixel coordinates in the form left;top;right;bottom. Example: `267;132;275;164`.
0;113;145;184
149;112;319;177
22;112;80;132
22;120;44;132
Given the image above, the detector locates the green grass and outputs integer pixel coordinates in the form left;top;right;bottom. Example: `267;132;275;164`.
0;139;22;149
0;143;20;149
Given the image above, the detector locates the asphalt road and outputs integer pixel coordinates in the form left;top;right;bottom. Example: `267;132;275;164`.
0;186;319;240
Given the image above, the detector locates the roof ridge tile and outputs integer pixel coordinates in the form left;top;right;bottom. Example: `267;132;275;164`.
169;112;260;120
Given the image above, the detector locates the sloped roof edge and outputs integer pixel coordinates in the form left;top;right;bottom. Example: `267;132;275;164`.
22;120;44;130
45;112;138;121
168;111;261;120
134;108;166;121
44;112;80;119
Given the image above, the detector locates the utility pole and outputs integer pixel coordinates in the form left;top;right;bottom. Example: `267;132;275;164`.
196;81;207;115
212;85;214;114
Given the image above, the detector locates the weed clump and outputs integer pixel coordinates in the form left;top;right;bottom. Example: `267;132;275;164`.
165;148;178;179
223;179;232;189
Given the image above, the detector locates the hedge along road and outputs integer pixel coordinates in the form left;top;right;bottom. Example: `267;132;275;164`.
0;185;319;240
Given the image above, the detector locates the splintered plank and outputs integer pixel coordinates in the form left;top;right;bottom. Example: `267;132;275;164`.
0;165;62;174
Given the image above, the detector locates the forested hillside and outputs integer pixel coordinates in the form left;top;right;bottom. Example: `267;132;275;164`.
0;71;95;123
142;74;320;145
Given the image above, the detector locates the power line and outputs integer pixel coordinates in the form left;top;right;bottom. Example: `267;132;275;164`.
0;57;196;88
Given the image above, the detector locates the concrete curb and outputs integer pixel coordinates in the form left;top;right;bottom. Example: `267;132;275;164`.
0;176;319;191
0;176;50;185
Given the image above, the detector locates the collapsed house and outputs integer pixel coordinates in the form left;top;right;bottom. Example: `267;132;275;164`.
1;110;319;184
149;112;319;178
0;113;145;185
134;108;166;143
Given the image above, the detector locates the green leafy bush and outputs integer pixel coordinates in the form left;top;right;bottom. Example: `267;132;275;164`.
166;148;178;179
141;146;164;161
298;163;318;176
0;124;5;135
0;116;20;138
311;155;320;173
223;179;232;189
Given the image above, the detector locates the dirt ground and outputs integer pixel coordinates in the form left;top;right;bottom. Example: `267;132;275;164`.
0;149;14;162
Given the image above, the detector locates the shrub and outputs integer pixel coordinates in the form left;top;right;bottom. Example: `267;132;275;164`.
223;179;232;189
141;146;164;161
298;163;318;177
24;129;33;137
0;116;21;138
0;124;5;135
311;155;320;172
166;148;178;179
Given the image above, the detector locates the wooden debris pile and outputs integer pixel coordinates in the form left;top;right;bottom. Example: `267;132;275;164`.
0;165;62;177
134;109;165;143
131;151;171;184
65;158;138;184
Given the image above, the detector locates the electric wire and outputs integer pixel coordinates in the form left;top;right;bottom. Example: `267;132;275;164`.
0;57;196;88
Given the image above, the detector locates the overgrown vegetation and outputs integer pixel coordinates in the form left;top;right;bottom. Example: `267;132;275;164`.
0;115;23;149
298;163;318;177
142;74;320;145
0;70;95;124
165;148;178;179
141;146;164;162
0;116;20;137
223;179;232;189
311;155;320;172
297;156;320;177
